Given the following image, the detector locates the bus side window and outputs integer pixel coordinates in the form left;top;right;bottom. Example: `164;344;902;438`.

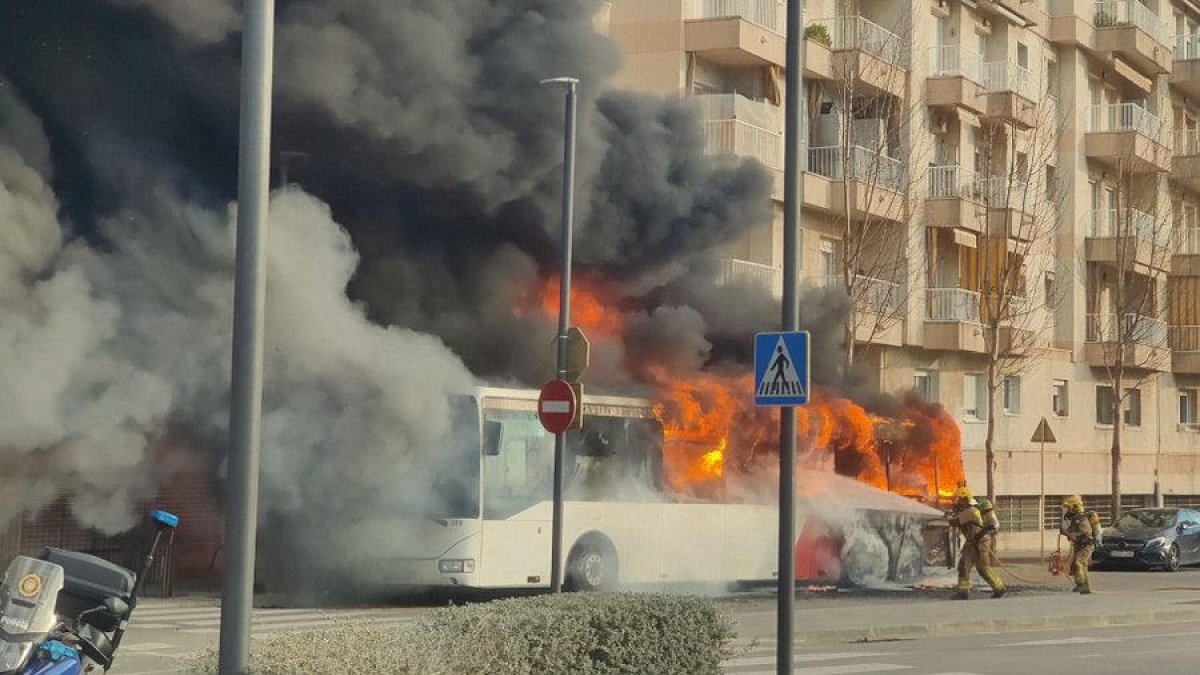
483;421;502;456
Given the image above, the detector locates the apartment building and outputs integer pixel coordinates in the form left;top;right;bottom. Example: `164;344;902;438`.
611;0;1200;546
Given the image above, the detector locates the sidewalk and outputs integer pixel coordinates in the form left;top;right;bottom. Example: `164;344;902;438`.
731;575;1200;644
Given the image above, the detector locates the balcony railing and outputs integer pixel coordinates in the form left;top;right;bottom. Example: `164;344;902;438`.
1177;129;1200;156
1172;326;1200;352
684;0;785;32
821;274;904;314
1089;208;1172;248
693;92;782;132
1088;103;1165;141
807;145;905;190
1094;1;1169;45
981;61;1038;100
929;45;983;83
929;165;983;200
820;15;907;66
982;175;1031;209
1087;312;1169;346
719;257;781;296
927;288;981;323
1179;228;1200;254
1175;33;1200;60
703;119;783;169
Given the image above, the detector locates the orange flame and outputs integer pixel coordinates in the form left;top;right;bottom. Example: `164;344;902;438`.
513;276;624;339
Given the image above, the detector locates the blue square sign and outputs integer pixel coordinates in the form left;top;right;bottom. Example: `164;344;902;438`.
754;332;810;407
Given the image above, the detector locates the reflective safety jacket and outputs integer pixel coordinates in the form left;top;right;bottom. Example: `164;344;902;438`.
954;506;985;541
1061;511;1095;546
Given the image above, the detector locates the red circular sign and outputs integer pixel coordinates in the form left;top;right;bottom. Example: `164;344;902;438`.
538;379;578;434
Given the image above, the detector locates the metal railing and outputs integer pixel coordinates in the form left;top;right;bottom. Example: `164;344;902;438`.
1175;33;1200;60
821;274;904;314
1172;326;1200;352
929;165;983;200
981;61;1038;100
1087;312;1169;346
927;288;981;323
929;45;983;83
1094;1;1169;45
1088;103;1165;141
693;93;782;131
1179;228;1200;254
821;15;906;66
1177;129;1200;156
806;145;905;190
719;257;782;297
1089;208;1172;248
703;119;783;169
684;0;784;32
982;175;1031;209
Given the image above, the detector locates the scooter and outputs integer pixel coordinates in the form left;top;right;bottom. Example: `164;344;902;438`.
0;509;179;674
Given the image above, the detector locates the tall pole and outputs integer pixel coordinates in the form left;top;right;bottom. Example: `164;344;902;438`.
542;77;579;593
219;1;274;673
779;0;805;673
1039;437;1046;560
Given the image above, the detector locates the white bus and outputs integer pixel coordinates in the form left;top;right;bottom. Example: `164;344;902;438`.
344;387;937;591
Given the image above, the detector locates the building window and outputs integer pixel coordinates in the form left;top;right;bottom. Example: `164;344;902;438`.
1045;166;1057;201
1182;389;1199;428
963;373;987;420
1046;57;1059;98
1017;42;1029;69
1125;388;1142;427
820;239;836;285
1052;379;1069;417
1097;385;1115;425
1044;270;1057;308
914;369;939;402
1003;376;1022;414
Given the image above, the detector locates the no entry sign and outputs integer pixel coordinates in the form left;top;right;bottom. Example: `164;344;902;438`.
538;378;578;434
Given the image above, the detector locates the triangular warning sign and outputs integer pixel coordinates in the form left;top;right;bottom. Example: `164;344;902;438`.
1031;417;1056;444
757;336;807;399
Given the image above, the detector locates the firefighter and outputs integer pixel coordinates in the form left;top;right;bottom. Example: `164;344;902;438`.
976;497;1000;565
949;486;1006;599
1060;494;1097;594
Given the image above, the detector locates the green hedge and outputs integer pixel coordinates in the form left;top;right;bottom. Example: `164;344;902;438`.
188;593;734;674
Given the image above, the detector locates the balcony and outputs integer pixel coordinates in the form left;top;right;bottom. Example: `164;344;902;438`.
1172;226;1200;275
1085;103;1170;173
983;293;1038;355
1171;326;1200;373
1173;34;1200;96
924;288;986;352
1173;130;1200;192
982;176;1035;240
927;46;986;115
805;145;906;222
925;166;986;233
1085;207;1172;271
1049;1;1172;79
816;15;907;99
1085;312;1170;369
815;274;905;346
702;119;783;170
980;61;1038;128
684;0;785;67
718;257;781;298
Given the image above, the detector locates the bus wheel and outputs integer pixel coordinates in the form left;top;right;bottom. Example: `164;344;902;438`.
566;534;619;592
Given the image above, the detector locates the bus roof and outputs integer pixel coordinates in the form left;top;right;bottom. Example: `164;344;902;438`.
471;385;656;419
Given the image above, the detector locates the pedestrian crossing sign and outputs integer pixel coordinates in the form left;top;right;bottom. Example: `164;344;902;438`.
754;332;810;407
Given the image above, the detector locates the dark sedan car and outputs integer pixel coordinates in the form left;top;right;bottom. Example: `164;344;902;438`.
1092;508;1200;571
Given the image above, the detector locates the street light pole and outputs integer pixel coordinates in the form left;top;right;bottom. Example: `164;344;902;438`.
779;0;806;673
219;1;275;673
541;76;579;593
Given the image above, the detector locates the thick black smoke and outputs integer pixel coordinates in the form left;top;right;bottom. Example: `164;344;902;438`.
0;0;777;555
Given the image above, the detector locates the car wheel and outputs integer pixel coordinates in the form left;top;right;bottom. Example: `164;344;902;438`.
565;533;619;592
1166;544;1181;572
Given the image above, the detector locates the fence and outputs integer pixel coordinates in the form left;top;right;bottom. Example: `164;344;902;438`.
1094;1;1170;45
928;165;982;200
1087;312;1169;346
981;61;1038;100
806;145;905;189
929;45;983;83
1177;129;1200;156
821;274;904;314
693;93;782;132
981;175;1031;209
820;15;906;66
1089;207;1171;248
1176;33;1200;60
926;288;981;322
719;257;782;296
1179;228;1200;254
1172;326;1200;352
1088;102;1165;141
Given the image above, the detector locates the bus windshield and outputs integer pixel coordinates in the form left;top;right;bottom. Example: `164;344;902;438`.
426;396;482;518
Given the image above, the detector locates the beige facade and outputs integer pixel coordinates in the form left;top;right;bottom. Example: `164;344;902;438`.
611;0;1200;547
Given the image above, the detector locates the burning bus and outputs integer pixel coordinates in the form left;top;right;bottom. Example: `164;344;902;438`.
339;386;945;592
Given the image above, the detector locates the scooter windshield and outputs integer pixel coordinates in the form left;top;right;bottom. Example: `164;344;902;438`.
0;557;64;674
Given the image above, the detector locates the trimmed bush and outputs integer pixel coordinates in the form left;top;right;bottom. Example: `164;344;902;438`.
805;24;832;48
188;593;734;674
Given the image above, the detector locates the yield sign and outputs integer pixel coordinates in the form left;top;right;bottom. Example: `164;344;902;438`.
539;378;578;434
1031;417;1057;444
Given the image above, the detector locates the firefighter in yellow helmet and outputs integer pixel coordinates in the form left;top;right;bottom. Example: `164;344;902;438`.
949;486;1006;599
1060;494;1097;594
976;497;1000;565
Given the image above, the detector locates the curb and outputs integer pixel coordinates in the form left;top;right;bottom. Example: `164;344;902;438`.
793;606;1200;644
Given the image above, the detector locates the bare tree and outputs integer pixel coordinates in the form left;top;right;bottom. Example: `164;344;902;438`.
806;10;926;378
974;90;1067;501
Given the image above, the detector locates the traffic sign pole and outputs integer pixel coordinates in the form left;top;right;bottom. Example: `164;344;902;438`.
542;76;578;594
